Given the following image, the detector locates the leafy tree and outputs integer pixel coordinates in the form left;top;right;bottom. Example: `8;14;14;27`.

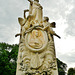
57;58;67;75
68;68;75;75
0;42;18;75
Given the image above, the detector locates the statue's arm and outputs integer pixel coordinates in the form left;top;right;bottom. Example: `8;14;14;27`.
24;9;29;19
43;25;49;30
36;26;48;31
15;33;22;37
54;33;61;39
37;25;49;31
50;28;61;39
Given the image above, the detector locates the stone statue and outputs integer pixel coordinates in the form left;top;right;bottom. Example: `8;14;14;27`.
16;0;59;75
28;0;43;26
42;17;61;40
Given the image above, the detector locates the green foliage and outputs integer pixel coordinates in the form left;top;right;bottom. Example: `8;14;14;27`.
57;58;67;75
68;68;75;75
0;42;18;75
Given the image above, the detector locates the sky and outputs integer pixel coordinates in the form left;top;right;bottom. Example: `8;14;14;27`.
0;0;75;69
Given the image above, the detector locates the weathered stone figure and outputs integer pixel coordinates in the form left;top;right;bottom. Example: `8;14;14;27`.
42;17;61;40
28;0;43;25
16;0;59;75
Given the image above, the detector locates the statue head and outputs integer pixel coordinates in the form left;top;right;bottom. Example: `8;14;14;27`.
34;0;39;2
43;17;49;22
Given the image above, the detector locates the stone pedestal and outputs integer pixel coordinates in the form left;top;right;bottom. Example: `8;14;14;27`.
16;0;59;75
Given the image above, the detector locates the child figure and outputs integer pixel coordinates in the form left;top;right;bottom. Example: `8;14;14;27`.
42;17;61;41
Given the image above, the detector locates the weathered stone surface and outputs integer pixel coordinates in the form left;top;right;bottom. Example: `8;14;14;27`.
16;0;60;75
